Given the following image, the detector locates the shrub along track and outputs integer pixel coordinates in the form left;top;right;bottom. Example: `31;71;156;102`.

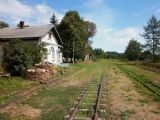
117;64;160;97
65;73;107;120
0;78;61;108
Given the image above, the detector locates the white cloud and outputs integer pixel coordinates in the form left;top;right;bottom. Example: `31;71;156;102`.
92;27;144;53
0;0;63;26
83;0;143;53
0;0;32;17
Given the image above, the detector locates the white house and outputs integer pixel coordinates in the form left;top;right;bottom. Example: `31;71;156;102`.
0;21;63;65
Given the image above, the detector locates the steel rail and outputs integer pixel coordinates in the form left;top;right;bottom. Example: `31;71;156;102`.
93;74;103;120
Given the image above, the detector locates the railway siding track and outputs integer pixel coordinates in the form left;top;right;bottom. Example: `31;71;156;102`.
0;78;60;108
65;73;107;120
117;64;160;97
138;65;160;74
125;63;160;74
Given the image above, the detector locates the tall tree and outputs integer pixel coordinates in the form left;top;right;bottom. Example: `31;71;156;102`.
106;51;123;59
93;48;106;58
0;21;9;28
142;15;160;62
50;13;58;26
124;39;141;61
84;21;96;38
83;21;96;59
57;11;96;62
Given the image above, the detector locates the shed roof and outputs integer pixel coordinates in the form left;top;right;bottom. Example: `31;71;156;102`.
0;24;53;39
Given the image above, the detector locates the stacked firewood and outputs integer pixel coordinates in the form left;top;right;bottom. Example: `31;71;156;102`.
26;62;56;81
0;72;10;78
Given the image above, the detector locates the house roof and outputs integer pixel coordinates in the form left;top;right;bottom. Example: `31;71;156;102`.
0;24;54;39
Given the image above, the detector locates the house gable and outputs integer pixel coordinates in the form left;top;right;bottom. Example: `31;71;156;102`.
40;31;59;45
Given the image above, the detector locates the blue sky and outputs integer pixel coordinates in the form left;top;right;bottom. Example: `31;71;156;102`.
1;0;160;52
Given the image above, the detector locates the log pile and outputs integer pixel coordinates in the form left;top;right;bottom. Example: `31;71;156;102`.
26;62;56;81
0;73;10;78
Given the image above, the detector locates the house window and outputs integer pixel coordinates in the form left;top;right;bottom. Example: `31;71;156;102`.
48;48;51;54
48;32;52;40
51;47;55;60
57;48;61;61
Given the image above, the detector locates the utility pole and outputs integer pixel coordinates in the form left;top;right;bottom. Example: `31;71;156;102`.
72;37;75;63
72;33;77;63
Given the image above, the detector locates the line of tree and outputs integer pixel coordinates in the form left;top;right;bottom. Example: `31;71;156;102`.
0;20;9;28
124;15;160;62
92;48;123;60
50;11;96;62
124;39;142;61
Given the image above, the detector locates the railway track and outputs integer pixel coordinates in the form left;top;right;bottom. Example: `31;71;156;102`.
65;73;107;120
0;78;60;108
125;63;160;74
138;65;160;74
117;64;160;97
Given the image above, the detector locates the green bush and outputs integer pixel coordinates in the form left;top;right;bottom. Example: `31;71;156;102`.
2;39;47;76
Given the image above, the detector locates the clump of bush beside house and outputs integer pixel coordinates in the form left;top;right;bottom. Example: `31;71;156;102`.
2;39;49;78
2;39;65;81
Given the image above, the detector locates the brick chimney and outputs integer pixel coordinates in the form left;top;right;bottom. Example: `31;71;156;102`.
19;21;24;29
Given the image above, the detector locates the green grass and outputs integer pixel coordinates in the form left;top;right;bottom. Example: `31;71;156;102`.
138;99;148;104
120;109;136;120
0;66;3;73
25;86;80;109
120;63;160;86
151;109;160;114
0;77;38;107
0;113;10;120
117;64;160;101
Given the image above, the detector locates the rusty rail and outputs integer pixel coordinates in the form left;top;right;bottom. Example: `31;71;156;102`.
93;75;103;120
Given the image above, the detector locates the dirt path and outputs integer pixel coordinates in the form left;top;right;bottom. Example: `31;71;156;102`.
107;67;160;120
